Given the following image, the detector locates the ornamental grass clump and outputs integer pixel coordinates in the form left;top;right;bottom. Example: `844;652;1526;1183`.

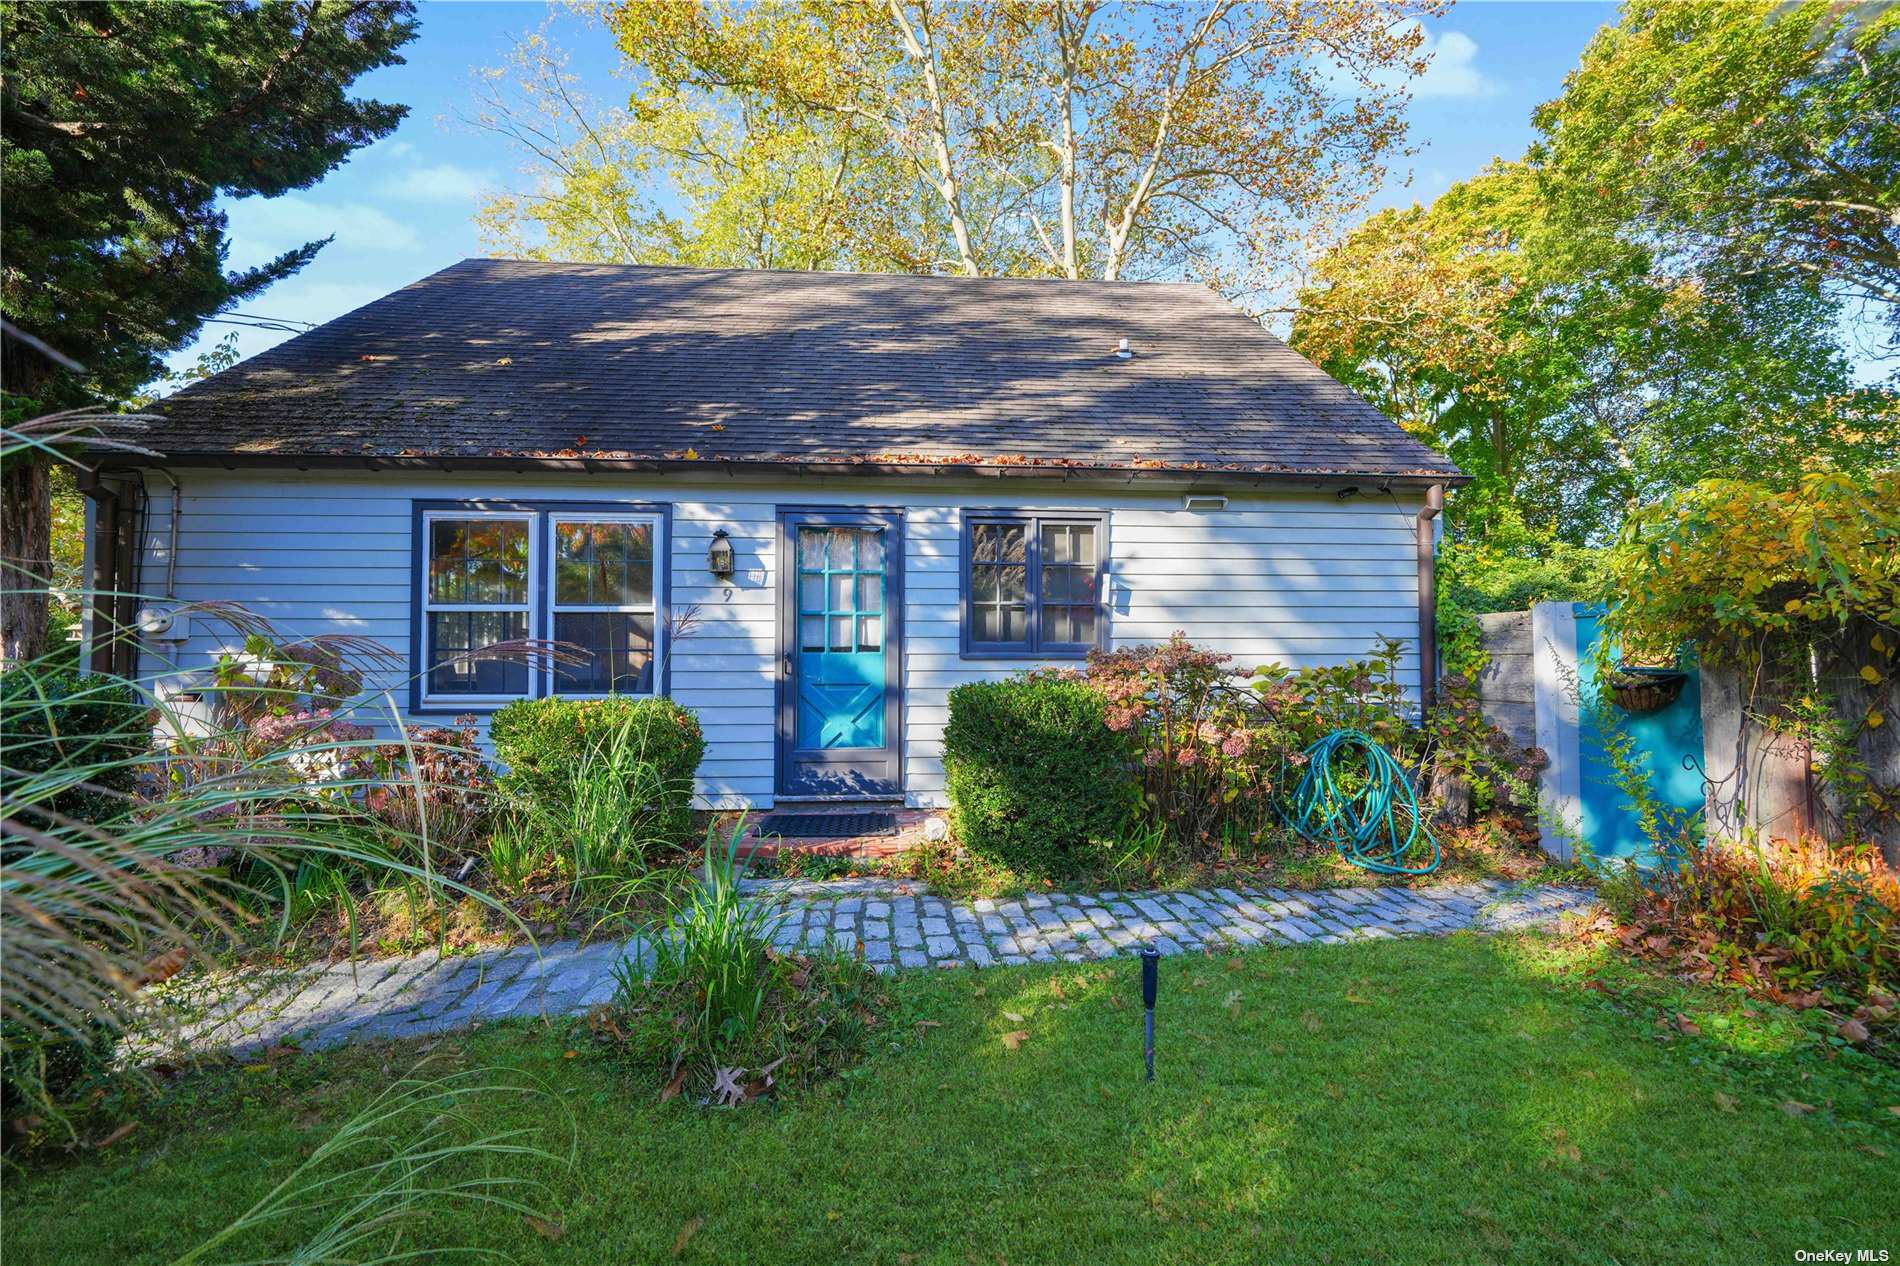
599;819;887;1105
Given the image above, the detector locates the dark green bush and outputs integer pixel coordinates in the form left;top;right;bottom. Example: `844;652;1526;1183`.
942;676;1136;879
489;695;705;852
0;666;146;826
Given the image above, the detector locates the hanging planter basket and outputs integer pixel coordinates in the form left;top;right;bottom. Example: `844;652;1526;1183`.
1606;665;1688;714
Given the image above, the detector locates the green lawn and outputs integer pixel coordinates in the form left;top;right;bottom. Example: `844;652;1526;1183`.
9;933;1898;1266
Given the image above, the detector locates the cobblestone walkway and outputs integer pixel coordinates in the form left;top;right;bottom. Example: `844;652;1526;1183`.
156;879;1595;1057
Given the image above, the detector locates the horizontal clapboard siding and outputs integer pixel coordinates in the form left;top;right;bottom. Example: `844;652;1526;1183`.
133;470;1427;809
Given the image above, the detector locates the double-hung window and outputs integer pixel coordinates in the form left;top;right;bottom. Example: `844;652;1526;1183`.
416;504;665;709
549;514;658;696
961;511;1106;658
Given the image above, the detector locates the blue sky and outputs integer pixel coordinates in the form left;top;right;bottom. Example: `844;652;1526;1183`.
176;0;1622;373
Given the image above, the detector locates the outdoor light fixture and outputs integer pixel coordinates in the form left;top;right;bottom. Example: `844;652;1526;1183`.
707;528;735;578
1140;945;1160;1082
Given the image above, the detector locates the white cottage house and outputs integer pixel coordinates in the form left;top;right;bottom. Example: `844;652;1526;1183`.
83;260;1463;809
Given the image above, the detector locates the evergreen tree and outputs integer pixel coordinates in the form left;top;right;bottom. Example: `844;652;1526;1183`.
1;0;419;662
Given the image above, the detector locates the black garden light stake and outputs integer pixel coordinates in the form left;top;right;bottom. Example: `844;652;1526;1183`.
1140;945;1160;1082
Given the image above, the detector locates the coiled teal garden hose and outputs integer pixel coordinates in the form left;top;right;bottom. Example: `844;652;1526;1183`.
1282;729;1441;876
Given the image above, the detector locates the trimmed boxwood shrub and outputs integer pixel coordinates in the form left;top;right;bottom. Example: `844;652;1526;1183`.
489;695;706;850
0;667;147;827
942;676;1136;879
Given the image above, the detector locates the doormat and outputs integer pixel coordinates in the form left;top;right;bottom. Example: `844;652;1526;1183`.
757;811;898;839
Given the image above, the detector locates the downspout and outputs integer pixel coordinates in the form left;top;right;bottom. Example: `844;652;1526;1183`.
1416;483;1444;712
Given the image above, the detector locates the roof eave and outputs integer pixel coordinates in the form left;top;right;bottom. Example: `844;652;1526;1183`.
94;450;1470;488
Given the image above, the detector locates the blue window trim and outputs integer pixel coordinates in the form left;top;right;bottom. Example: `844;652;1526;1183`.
408;498;672;716
959;509;1109;661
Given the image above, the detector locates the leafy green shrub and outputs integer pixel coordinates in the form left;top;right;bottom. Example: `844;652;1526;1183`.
942;676;1135;879
489;695;705;855
0;665;146;826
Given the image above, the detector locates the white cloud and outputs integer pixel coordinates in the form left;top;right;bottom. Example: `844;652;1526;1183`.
1323;22;1500;102
382;161;495;204
1410;28;1499;100
224;196;421;269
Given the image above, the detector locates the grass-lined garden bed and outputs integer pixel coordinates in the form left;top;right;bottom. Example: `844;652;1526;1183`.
10;933;1896;1265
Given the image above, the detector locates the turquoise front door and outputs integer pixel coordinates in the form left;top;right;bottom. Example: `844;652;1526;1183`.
779;511;902;796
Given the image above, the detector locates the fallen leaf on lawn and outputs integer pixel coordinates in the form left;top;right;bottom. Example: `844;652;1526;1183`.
1779;1101;1817;1116
1227;956;1244;971
660;1066;688;1103
1109;993;1125;1010
525;1215;565;1241
1886;1105;1900;1117
1837;1018;1870;1043
563;1049;577;1059
898;1254;918;1266
1003;1011;1025;1023
1001;1029;1030;1051
92;1121;138;1149
1712;1092;1738;1113
973;985;987;997
1673;1014;1702;1037
915;1019;944;1034
671;1216;703;1257
1049;981;1066;1000
826;1210;842;1222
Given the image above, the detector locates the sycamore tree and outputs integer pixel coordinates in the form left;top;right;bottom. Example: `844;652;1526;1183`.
474;0;1439;291
0;0;417;663
1534;0;1900;354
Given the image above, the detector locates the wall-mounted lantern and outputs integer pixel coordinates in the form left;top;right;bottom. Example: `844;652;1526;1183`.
707;528;735;578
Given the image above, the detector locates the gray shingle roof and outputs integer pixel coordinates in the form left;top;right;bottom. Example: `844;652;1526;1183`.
153;258;1461;480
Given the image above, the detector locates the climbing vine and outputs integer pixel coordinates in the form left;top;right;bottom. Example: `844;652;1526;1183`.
1605;471;1900;854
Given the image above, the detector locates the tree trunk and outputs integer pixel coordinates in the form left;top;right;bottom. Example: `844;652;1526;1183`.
2;455;53;667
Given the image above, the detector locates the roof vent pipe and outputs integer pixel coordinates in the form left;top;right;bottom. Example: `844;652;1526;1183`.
1116;338;1132;359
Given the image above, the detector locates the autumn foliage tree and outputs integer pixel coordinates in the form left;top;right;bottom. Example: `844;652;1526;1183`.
474;0;1439;293
1289;0;1894;549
